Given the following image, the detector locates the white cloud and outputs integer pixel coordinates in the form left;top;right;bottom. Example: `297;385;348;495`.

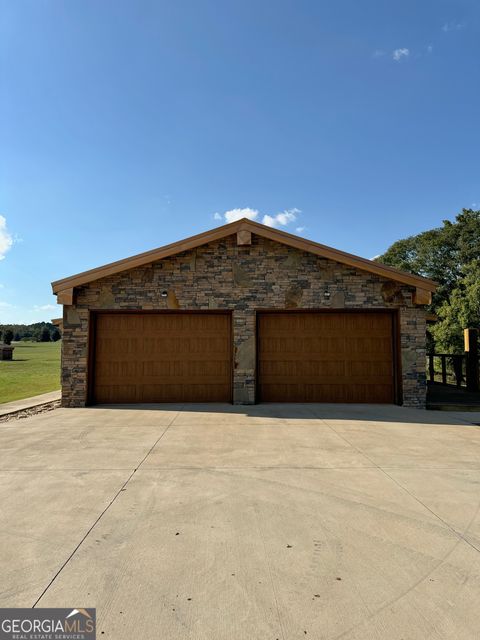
263;208;299;228
33;304;57;311
224;207;259;223
261;215;275;227
0;301;13;308
427;45;433;53
442;21;465;32
0;215;13;260
296;226;306;234
392;48;409;61
372;49;386;58
215;206;301;229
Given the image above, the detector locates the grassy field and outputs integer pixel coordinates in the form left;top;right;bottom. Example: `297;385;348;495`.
0;341;61;404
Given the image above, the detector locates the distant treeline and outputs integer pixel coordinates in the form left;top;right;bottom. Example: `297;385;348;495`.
0;322;61;344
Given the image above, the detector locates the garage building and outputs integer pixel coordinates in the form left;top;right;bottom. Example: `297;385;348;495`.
51;218;436;408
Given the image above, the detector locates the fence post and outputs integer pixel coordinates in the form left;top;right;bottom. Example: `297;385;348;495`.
464;328;479;392
428;354;434;383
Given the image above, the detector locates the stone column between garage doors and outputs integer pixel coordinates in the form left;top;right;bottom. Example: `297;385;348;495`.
232;310;256;404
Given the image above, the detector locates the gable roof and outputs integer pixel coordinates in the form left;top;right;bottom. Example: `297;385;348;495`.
51;218;437;294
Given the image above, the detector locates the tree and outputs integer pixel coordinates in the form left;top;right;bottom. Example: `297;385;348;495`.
378;209;480;307
430;261;480;352
0;322;57;341
51;328;61;342
3;329;14;345
376;209;480;352
39;327;51;342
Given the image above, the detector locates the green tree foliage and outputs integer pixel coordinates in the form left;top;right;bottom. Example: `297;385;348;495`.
51;327;61;342
3;329;14;345
377;209;480;353
432;262;480;352
0;322;58;343
39;327;51;342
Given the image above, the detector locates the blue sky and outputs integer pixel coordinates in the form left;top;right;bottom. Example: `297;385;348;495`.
1;0;479;324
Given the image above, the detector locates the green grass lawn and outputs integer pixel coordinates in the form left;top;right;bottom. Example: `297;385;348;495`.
0;341;61;404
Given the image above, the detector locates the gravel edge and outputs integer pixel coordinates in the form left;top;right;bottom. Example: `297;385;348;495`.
0;401;61;423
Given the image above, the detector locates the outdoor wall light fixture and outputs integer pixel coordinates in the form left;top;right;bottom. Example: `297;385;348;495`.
323;288;331;300
161;290;168;298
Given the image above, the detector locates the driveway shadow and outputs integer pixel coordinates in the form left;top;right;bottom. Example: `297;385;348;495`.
84;402;480;426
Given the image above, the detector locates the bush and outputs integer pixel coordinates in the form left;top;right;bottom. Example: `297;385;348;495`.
39;327;51;342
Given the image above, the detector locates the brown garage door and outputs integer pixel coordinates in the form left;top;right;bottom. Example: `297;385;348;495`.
92;312;232;403
257;311;395;403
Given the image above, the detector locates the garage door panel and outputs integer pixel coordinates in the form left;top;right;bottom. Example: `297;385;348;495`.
299;314;345;331
304;384;347;403
139;384;186;402
260;383;301;403
261;374;392;385
343;384;393;403
95;385;138;404
303;383;393;404
345;337;391;353
261;337;349;355
344;313;389;330
96;337;140;356
95;360;140;380
304;337;346;352
144;363;230;380
140;336;230;356
258;312;395;403
138;384;230;403
260;360;347;377
142;315;179;332
348;360;394;377
99;315;142;334
92;313;231;403
185;384;231;402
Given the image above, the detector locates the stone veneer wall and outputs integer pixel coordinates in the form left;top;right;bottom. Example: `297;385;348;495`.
61;234;427;408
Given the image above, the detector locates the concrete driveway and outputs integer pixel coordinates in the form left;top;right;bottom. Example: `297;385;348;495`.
1;404;480;639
